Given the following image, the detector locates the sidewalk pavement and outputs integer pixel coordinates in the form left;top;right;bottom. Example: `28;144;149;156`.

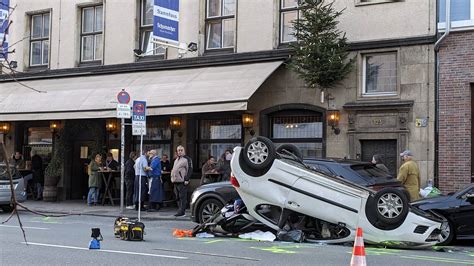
20;200;191;221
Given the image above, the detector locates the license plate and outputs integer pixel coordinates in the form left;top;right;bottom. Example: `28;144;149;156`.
0;184;11;189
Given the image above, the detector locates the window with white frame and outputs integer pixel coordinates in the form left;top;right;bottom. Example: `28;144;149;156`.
362;53;397;95
280;0;299;43
30;12;50;66
140;0;166;57
81;5;103;62
438;0;474;28
205;0;236;50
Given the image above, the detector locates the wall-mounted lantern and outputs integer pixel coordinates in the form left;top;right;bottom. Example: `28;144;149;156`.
170;116;183;137
242;113;255;136
0;122;11;134
327;109;341;135
49;120;62;132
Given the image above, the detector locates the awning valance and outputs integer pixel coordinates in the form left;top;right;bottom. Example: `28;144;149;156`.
0;61;283;121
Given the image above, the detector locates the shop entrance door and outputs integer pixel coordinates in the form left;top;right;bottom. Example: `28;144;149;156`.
360;140;397;177
70;141;95;200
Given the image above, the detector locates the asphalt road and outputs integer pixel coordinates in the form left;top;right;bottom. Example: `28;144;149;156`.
1;212;473;265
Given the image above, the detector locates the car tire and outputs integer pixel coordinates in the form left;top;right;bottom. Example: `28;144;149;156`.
437;215;455;246
369;188;409;227
276;144;303;161
241;136;276;176
198;198;224;224
1;205;13;213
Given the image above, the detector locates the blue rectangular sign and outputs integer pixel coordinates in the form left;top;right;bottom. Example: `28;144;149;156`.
153;0;179;43
0;0;9;61
132;100;147;122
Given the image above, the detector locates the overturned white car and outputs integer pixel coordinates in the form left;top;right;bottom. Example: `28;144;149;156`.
230;137;443;248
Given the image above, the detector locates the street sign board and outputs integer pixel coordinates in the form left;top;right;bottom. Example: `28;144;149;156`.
132;100;146;135
153;0;179;43
0;0;10;61
117;89;131;104
116;103;131;119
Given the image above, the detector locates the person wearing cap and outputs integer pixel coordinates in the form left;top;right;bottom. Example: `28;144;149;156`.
397;150;421;201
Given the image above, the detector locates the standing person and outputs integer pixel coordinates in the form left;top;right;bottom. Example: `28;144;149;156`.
134;150;151;211
11;151;25;169
397;150;421;202
31;150;44;200
201;156;217;185
161;154;173;200
217;149;233;181
171;145;193;217
372;154;389;173
104;152;119;170
124;151;137;209
161;154;171;172
87;154;102;206
147;150;163;212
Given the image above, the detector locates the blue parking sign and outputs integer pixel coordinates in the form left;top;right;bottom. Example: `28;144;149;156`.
153;0;179;43
132;100;147;135
132;101;146;121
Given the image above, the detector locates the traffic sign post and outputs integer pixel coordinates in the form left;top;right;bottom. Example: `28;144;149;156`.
116;89;131;214
132;100;147;221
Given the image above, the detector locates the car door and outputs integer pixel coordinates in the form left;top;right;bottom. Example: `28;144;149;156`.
285;169;367;228
451;187;474;238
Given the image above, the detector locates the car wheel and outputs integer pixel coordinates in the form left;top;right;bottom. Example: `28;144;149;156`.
241;136;276;173
276;144;303;161
437;215;455;245
372;188;409;226
1;205;13;213
198;198;224;224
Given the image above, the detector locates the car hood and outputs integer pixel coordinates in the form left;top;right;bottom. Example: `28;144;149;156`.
198;181;232;190
412;195;451;206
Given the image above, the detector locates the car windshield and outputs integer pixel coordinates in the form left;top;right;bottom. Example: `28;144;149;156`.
349;164;392;179
0;165;21;180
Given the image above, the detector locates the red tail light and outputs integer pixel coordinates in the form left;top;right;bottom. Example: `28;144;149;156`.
230;173;240;188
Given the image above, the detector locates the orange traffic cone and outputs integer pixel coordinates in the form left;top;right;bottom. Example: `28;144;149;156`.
350;228;367;266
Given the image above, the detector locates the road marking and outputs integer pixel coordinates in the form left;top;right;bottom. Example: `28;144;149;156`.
153;247;260;261
400;255;474;265
21;242;188;260
0;224;49;230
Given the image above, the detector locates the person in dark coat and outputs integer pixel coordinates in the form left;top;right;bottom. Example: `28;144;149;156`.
104;152;119;170
125;151;137;209
147;150;163;212
31;150;44;200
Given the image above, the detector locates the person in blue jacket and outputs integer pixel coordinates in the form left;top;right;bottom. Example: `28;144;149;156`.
147;149;163;212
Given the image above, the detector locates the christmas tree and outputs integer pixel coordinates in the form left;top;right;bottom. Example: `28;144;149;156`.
289;0;353;90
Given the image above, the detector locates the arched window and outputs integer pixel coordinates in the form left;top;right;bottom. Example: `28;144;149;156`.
268;109;325;158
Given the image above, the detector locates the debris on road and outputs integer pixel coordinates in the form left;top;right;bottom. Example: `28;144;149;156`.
238;230;276;242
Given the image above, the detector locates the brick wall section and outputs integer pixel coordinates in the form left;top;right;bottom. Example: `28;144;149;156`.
438;31;474;192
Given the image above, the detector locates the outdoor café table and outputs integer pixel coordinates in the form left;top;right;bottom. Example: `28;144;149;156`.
99;169;120;206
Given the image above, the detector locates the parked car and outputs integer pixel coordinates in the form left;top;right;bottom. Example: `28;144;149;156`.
0;164;26;212
412;183;474;245
191;181;236;223
228;137;442;247
191;153;405;224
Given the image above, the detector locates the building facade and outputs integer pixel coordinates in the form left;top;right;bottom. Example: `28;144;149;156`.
0;0;437;200
437;0;474;192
